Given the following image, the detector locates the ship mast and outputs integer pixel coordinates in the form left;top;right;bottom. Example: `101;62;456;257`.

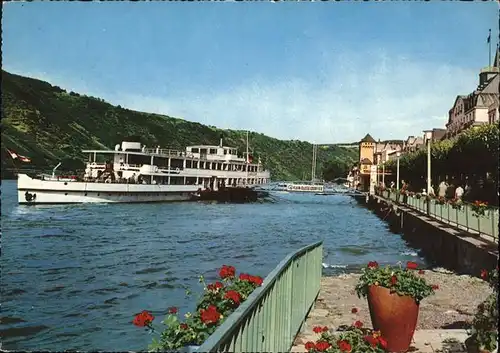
311;143;317;183
246;130;249;185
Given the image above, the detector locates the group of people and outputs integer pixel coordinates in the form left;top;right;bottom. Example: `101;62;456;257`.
385;179;467;200
424;180;466;200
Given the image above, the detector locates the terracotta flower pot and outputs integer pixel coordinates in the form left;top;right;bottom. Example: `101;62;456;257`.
367;285;419;353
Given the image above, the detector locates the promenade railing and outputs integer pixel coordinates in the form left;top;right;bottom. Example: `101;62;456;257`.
198;241;323;352
379;190;499;241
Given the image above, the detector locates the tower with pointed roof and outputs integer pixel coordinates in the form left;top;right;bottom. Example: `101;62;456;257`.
359;133;376;166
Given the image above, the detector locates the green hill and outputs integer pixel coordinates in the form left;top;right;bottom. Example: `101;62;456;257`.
1;70;358;180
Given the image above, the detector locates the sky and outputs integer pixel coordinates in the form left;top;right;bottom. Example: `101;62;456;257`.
3;2;499;144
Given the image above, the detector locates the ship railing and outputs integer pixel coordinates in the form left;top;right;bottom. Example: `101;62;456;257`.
144;148;199;158
198;241;323;353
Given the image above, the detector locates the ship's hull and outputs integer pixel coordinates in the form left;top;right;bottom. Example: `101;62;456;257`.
17;174;200;204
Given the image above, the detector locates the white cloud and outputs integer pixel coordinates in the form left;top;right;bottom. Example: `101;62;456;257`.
111;51;478;143
5;49;479;144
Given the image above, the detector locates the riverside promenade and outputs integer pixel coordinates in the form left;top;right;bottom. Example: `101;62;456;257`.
290;271;492;353
287;191;498;353
195;238;496;353
355;190;498;276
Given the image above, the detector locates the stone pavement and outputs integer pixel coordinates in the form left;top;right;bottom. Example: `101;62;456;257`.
291;305;470;353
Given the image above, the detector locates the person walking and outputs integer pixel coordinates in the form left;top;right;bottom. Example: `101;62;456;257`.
428;184;435;196
438;180;447;198
455;184;464;200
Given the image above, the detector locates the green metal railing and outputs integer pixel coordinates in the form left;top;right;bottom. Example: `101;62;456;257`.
380;190;499;240
198;241;323;352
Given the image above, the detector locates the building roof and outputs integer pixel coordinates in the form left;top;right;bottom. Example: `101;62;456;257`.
480;74;499;94
360;134;376;143
431;128;447;141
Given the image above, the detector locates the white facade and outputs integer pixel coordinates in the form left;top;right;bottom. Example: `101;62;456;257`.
446;68;499;137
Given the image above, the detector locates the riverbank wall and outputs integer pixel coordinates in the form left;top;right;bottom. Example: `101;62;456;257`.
354;194;498;276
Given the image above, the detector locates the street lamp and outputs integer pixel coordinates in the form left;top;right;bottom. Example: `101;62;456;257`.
382;161;385;186
396;151;401;190
423;130;433;194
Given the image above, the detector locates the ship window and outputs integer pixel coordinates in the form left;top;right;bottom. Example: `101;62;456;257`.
186;160;192;168
210;148;217;154
192;148;199;153
65;193;68;196
97;193;100;196
84;193;88;196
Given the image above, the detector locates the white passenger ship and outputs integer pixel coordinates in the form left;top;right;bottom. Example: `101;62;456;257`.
17;140;271;204
275;182;324;193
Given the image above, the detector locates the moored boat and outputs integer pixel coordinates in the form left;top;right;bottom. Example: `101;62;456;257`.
18;139;271;205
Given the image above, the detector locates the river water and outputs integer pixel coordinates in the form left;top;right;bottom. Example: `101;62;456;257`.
1;180;425;351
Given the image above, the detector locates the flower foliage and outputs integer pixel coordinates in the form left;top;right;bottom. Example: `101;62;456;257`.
448;197;463;210
133;265;263;351
355;261;436;303
305;324;388;353
468;267;499;352
470;200;489;217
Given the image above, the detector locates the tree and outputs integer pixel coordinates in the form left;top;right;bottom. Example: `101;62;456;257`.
322;159;350;181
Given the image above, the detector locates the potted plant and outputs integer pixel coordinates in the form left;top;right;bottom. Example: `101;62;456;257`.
354;261;437;353
133;265;263;352
470;200;489;218
465;267;498;353
435;196;446;205
304;323;389;352
449;197;463;210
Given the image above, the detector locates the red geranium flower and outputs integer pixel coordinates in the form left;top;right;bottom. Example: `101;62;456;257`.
322;326;328;332
168;307;177;314
378;336;388;349
315;341;331;352
367;261;379;269
207;281;224;291
224;290;241;305
313;326;324;333
239;273;264;286
337;340;352;352
354;320;363;328
200;305;221;325
431;284;439;290
390;275;397;285
418;269;425;274
406;261;418;270
219;265;236;279
351;307;358;314
481;269;488;280
180;323;188;330
250;275;263;286
304;341;316;351
364;335;377;347
133;310;155;327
